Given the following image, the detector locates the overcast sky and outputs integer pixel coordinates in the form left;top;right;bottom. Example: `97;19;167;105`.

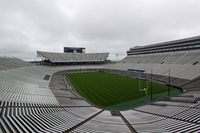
1;0;200;61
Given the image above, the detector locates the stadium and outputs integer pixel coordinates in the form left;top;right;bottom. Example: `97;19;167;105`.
1;35;200;133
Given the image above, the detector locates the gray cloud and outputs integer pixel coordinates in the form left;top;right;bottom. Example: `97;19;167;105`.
0;0;200;60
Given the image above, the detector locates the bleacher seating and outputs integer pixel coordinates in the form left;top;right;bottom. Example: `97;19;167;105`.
1;56;200;132
106;50;200;80
0;57;33;71
37;51;109;64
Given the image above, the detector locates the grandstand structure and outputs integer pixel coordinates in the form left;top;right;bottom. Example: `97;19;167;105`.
37;51;109;65
0;36;200;132
127;35;200;55
106;36;200;91
0;57;33;71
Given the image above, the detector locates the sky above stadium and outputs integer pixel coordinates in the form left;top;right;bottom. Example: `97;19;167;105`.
1;0;200;61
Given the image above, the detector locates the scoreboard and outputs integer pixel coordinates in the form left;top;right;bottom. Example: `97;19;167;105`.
64;47;85;53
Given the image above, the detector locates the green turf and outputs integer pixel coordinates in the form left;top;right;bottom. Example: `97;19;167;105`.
67;71;181;110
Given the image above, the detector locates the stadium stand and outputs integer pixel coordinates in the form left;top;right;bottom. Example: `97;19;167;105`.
1;63;200;132
37;51;109;64
105;36;200;92
182;75;200;91
1;36;200;132
106;50;200;80
0;57;33;71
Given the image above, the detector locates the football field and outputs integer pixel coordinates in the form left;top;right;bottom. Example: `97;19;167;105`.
67;71;180;110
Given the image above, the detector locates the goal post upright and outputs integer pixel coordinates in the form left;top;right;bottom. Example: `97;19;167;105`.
150;69;153;101
168;68;171;96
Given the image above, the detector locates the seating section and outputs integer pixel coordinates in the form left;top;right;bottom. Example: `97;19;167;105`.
0;101;104;132
121;101;200;132
182;76;200;91
1;58;200;132
0;57;33;71
134;118;200;132
0;66;59;104
37;51;109;63
106;50;200;80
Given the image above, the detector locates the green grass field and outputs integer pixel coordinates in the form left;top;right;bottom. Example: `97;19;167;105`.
67;71;181;110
